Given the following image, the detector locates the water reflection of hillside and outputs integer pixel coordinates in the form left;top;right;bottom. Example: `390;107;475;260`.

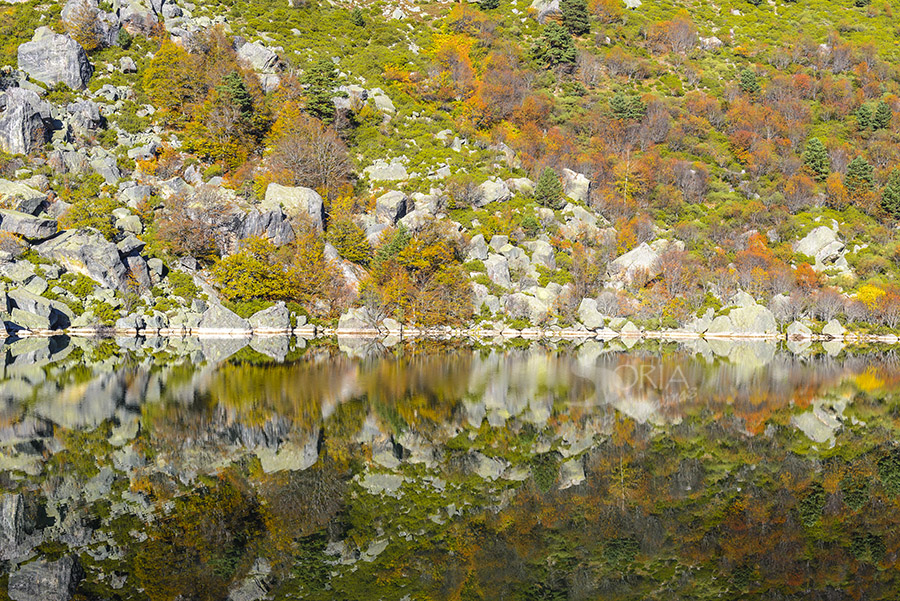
0;335;895;473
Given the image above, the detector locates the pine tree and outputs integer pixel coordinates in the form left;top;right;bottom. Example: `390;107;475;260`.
739;69;760;95
534;167;564;209
881;169;900;218
845;156;874;196
873;100;892;130
802;137;829;181
560;0;590;36
610;93;645;120
301;58;341;123
218;72;253;118
350;8;365;26
479;0;499;9
530;23;577;69
856;104;872;129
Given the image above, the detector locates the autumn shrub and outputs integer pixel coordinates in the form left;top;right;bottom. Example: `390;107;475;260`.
212;237;291;301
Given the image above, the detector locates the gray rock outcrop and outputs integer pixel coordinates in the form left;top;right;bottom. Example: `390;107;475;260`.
8;556;82;601
0;209;57;240
17;30;93;90
375;190;408;224
263;184;325;230
0;88;50;155
34;229;130;290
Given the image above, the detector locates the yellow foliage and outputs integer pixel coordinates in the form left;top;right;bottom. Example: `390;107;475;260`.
857;283;886;310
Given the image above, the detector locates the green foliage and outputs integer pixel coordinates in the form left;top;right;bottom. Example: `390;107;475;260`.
856;104;872;129
218;71;254;117
301;58;342;123
116;27;133;49
850;533;884;563
373;225;411;268
112;100;148;135
223;298;274;318
58;176;122;240
529;22;577;69
610;93;646;120
845;156;874;196
168;270;204;301
530;452;559;493
478;0;499;9
738;69;760;95
560;0;590;35
840;473;870;511
350;7;365;25
534;167;564;209
327;218;371;266
802;138;829;181
798;482;825;527
877;449;900;495
873;100;892;130
603;538;639;567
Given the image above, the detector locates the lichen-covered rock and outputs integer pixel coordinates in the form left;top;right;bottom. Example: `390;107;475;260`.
822;319;846;339
0;179;47;215
34;229;130;290
8;556;82;601
484;254;511;289
476;177;511;207
237;41;278;72
337;307;376;332
577;298;606;330
562;168;590;203
786;321;812;340
0;89;50;155
0;209;57;240
17;30;93;89
375;190;408;224
608;243;660;286
197;304;251;332
241;209;295;247
249;302;291;332
262;184;325;230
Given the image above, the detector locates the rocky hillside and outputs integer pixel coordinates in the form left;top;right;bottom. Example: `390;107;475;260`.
0;0;898;338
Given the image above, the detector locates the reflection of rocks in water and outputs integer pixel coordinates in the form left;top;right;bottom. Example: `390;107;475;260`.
337;336;387;359
8;555;82;601
256;432;320;473
250;335;289;362
5;336;71;379
706;339;777;374
199;336;251;364
791;396;848;444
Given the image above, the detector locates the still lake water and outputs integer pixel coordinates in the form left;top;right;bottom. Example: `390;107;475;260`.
1;335;899;600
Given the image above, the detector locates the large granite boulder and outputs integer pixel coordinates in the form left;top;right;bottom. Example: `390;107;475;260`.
34;229;130;290
476;177;511;207
562;168;590;203
0;88;50;155
363;159;408;181
608;242;660;286
17;29;93;90
706;292;777;336
262;184;325;230
0;494;25;560
337;307;377;332
375;190;408;224
118;0;158;34
0;179;48;215
237;41;278;72
578;298;606;330
793;225;851;274
8;288;74;329
484;254;511;289
8;556;82;601
0;209;57;240
240;209;295;247
249;302;291;332
197;304;251;332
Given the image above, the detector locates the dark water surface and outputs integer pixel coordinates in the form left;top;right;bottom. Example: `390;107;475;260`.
1;335;899;600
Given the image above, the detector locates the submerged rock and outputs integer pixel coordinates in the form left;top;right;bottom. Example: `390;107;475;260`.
8;556;83;601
